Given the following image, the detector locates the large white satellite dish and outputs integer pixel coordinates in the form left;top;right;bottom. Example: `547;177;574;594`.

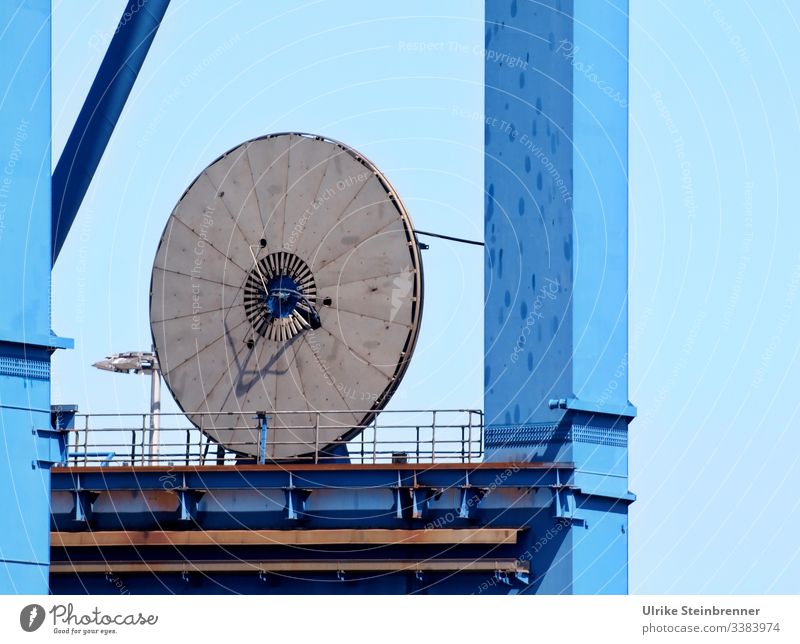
150;133;423;459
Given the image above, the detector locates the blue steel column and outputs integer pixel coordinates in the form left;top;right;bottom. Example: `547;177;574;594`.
484;0;635;593
0;0;70;594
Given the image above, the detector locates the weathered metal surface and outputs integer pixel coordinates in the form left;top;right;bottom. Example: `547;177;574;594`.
52;528;519;547
151;133;423;459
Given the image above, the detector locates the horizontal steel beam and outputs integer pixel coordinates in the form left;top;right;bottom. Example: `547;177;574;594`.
51;462;573;493
52;528;519;547
51;559;528;574
51;461;565;473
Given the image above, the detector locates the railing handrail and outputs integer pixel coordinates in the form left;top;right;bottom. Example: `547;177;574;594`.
69;408;482;418
62;408;484;467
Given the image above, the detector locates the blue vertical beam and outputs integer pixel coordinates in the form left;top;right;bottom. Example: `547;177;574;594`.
484;0;635;593
0;0;65;594
51;0;170;264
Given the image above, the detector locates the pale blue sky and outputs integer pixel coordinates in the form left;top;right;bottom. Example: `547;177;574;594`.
50;1;800;593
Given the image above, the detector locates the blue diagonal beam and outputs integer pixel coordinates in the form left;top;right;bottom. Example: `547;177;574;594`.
51;0;170;264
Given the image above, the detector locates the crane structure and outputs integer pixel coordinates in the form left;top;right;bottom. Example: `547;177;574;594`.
0;0;633;594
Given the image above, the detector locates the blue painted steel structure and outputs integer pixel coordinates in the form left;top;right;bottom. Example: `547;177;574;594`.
484;0;635;592
51;0;170;263
0;0;168;594
1;0;634;595
0;0;70;594
50;463;571;594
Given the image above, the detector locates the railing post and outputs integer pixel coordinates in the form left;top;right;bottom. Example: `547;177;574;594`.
371;418;378;464
431;410;437;463
184;425;191;466
257;412;269;465
431;410;436;463
467;412;474;463
83;416;89;466
313;413;319;464
141;414;147;466
479;410;484;459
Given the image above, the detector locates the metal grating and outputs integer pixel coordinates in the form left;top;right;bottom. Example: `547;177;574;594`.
486;423;626;448
0;355;50;380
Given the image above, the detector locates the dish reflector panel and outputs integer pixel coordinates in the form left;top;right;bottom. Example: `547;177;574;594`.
150;133;423;459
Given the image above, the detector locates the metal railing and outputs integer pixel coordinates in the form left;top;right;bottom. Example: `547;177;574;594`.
62;409;484;467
